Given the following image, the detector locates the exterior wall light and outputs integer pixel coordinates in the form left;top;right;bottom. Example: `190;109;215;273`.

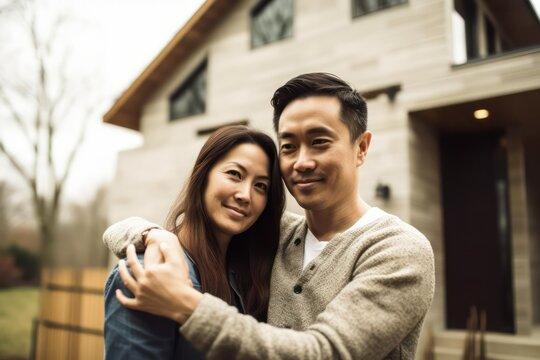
474;109;489;120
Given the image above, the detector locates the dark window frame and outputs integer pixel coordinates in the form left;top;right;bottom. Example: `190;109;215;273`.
453;0;540;64
169;59;208;121
250;0;294;49
352;0;408;18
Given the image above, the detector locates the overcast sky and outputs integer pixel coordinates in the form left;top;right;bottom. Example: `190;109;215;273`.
0;0;205;201
68;0;206;199
4;0;539;203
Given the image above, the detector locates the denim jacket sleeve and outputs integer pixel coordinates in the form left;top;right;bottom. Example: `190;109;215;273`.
104;254;203;360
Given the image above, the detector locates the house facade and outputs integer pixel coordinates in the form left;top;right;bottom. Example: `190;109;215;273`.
104;0;540;358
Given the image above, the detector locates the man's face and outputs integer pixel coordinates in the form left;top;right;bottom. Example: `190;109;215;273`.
277;96;370;212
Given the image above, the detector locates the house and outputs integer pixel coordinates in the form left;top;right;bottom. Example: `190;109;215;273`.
103;0;540;358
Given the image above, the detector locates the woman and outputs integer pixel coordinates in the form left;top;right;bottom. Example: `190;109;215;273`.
103;125;285;359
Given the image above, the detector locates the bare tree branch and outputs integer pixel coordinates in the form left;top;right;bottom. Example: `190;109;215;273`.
43;14;71;188
0;86;34;144
52;105;93;217
48;60;68;121
43;12;68;57
0;0;98;265
0;140;33;186
0;71;38;104
0;0;20;14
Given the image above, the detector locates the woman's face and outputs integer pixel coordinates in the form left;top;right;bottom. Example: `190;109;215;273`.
204;143;271;243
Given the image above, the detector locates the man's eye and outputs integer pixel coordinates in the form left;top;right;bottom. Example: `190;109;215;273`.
313;139;329;145
227;170;241;179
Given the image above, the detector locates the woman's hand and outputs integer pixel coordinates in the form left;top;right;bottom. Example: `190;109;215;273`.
116;243;203;324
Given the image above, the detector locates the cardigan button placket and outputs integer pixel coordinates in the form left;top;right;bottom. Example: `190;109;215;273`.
293;284;303;294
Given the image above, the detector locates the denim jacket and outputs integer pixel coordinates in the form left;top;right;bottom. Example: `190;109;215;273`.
104;252;243;359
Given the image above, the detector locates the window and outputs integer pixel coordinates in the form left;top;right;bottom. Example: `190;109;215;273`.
352;0;407;17
169;60;207;120
251;0;293;48
453;0;490;62
452;0;540;64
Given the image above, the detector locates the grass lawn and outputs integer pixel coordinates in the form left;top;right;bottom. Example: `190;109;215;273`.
0;287;40;359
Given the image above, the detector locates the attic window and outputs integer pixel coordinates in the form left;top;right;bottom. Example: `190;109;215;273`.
251;0;293;48
352;0;407;17
170;60;207;121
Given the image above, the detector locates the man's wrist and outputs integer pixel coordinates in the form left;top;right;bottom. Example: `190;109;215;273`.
141;227;160;246
175;287;203;324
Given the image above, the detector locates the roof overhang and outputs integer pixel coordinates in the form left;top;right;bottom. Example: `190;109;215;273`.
103;0;237;131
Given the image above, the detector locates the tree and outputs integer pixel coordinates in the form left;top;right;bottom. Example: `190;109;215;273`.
0;0;102;265
56;185;110;267
0;181;7;247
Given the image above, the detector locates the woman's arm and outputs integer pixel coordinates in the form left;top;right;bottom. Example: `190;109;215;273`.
104;255;179;360
104;253;204;360
116;243;202;324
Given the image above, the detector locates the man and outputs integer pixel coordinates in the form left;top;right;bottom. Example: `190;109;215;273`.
107;73;435;359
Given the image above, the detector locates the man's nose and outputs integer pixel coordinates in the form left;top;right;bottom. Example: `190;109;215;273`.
293;148;316;172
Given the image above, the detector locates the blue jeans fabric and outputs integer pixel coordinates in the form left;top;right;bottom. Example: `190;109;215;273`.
104;254;204;359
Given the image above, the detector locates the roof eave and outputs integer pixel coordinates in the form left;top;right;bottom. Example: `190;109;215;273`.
102;0;235;131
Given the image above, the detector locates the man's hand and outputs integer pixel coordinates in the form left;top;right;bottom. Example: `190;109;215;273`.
116;243;203;324
141;229;180;267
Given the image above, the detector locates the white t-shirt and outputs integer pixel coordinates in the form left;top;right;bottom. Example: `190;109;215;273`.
302;207;386;269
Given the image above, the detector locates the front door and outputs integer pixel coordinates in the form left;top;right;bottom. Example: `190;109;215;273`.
440;131;515;333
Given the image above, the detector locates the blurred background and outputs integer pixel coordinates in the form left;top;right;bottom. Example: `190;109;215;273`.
0;0;203;358
0;0;539;359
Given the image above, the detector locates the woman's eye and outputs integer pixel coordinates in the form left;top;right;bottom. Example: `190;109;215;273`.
255;183;268;192
227;170;241;179
280;143;295;152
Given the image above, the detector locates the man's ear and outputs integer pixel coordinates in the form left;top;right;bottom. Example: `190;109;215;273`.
356;131;372;167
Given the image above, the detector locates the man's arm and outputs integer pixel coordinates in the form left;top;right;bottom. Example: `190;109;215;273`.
103;217;162;258
103;212;302;259
118;232;435;360
182;235;434;359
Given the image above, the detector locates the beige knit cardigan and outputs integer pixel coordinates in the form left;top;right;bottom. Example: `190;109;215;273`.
104;211;435;360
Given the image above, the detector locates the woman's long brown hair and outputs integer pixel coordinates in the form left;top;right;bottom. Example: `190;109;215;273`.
165;125;285;320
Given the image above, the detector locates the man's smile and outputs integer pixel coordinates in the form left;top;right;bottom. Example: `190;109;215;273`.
292;176;324;189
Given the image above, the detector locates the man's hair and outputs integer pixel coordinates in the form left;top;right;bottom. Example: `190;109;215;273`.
271;72;367;142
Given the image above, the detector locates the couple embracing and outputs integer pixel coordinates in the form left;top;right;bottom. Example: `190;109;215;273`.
103;72;435;360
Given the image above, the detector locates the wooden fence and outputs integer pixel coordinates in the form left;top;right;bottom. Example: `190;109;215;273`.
33;268;108;360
